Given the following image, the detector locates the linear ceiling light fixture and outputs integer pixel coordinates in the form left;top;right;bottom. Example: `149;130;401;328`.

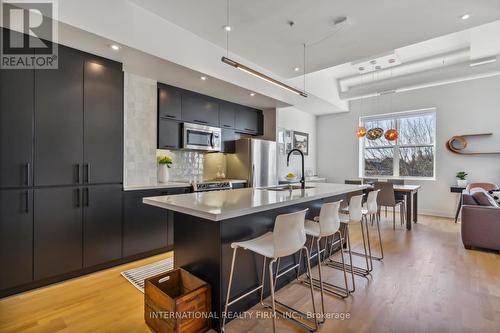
221;0;307;98
221;57;308;97
469;56;497;67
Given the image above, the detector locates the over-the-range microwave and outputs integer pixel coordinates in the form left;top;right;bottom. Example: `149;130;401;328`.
182;122;221;152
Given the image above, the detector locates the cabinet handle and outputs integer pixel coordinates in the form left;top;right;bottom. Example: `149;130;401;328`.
245;128;255;132
76;188;81;208
26;162;30;186
85;164;91;184
85;188;90;207
25;190;29;213
223;125;231;128
162;145;176;149
165;115;176;119
193;120;208;124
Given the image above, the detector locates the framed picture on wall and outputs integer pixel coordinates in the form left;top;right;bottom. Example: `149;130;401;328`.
292;131;309;155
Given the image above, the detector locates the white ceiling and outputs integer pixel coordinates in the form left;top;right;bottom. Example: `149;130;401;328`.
130;0;500;78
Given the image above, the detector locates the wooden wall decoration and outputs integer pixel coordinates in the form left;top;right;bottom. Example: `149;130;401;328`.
446;133;500;155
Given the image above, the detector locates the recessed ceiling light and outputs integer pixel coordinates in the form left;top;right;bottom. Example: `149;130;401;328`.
200;76;207;81
358;66;365;71
461;13;470;20
294;67;300;72
388;58;396;64
110;44;120;51
223;25;232;32
250;92;256;96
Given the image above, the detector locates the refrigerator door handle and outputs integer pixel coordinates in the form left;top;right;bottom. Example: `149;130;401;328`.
251;164;255;188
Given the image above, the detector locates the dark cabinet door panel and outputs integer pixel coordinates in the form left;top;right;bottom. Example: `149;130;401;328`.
0;189;33;289
35;45;84;186
84;61;123;184
235;106;260;134
158;119;181;150
34;187;83;280
158;83;182;120
182;93;219;127
0;67;34;188
219;102;235;129
83;185;122;267
123;190;168;257
221;129;237;153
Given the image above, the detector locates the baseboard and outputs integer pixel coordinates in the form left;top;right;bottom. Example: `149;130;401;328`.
418;209;457;219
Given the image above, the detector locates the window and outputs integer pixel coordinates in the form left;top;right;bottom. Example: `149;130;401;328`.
359;109;436;179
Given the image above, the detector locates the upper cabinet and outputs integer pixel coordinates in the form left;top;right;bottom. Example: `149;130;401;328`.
83;59;123;184
219;102;235;129
181;92;219;127
0;59;34;188
156;82;263;150
34;45;85;187
235;106;263;135
158;83;182;120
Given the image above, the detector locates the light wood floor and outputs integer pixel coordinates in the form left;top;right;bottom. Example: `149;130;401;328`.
1;215;499;333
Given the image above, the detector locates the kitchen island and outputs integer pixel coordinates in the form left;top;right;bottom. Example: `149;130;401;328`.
143;183;366;331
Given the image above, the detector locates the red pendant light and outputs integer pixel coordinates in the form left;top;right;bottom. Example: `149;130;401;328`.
385;129;399;141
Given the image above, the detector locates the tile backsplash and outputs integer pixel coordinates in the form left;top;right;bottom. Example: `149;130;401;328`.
124;72;230;186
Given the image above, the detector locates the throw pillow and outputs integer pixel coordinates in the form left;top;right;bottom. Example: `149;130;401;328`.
488;190;500;206
470;188;499;207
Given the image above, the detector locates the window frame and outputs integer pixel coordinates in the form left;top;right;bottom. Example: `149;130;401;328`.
358;108;437;181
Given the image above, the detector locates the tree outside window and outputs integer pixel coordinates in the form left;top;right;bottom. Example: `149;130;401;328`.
360;109;436;179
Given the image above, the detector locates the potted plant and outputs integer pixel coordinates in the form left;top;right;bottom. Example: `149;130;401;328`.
456;171;468;187
158;155;173;183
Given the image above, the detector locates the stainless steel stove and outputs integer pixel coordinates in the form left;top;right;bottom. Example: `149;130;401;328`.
192;180;233;192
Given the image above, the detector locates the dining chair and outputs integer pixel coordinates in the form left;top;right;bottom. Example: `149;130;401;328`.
374;182;405;229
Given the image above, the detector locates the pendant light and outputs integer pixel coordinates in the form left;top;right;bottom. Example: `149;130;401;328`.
221;0;308;97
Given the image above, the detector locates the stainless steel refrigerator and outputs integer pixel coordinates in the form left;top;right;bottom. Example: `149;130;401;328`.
226;138;277;188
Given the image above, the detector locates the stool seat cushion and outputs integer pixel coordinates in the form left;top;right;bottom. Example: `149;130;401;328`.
304;219;321;237
231;232;275;258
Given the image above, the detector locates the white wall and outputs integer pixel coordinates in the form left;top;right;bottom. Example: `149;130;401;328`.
277;107;317;179
317;75;500;217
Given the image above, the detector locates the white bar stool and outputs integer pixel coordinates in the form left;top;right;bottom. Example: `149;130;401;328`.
363;189;384;260
222;209;319;333
296;200;352;320
327;194;372;279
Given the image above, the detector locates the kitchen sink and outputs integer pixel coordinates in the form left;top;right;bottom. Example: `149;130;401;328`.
264;185;315;191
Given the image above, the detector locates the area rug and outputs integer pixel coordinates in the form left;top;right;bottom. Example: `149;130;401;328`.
121;257;174;293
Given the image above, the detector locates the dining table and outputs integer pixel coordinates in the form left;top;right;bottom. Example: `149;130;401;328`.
392;185;421;230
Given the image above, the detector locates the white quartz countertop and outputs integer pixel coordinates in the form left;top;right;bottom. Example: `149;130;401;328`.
123;179;247;191
143;183;367;221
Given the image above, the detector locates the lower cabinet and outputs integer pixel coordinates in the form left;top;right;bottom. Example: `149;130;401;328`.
0;189;33;290
34;187;83;280
123;187;190;257
83;185;122;267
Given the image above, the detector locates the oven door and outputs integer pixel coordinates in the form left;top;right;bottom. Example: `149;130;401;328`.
183;123;221;151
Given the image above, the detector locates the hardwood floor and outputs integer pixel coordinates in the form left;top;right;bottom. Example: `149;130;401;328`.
1;215;499;333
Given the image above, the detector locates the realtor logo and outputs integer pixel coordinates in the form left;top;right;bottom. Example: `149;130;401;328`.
1;0;58;69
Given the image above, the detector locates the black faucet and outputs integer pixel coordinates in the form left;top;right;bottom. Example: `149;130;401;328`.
287;149;305;189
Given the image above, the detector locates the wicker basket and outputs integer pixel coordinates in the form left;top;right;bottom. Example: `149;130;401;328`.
145;268;211;333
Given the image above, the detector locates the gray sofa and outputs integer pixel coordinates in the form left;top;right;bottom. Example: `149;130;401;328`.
461;193;500;252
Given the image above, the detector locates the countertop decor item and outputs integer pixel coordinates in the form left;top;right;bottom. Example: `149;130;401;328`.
446;133;500;155
456;171;468;187
158;155;173;183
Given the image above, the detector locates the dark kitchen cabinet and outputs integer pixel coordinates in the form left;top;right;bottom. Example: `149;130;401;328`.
34;45;84;186
182;93;219;127
83;185;122;267
123;187;190;257
220;102;235;129
221;129;237;153
158;118;182;149
235;106;262;135
0;66;33;188
34;187;83;280
0;189;33;289
83;60;123;184
158;83;182;120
